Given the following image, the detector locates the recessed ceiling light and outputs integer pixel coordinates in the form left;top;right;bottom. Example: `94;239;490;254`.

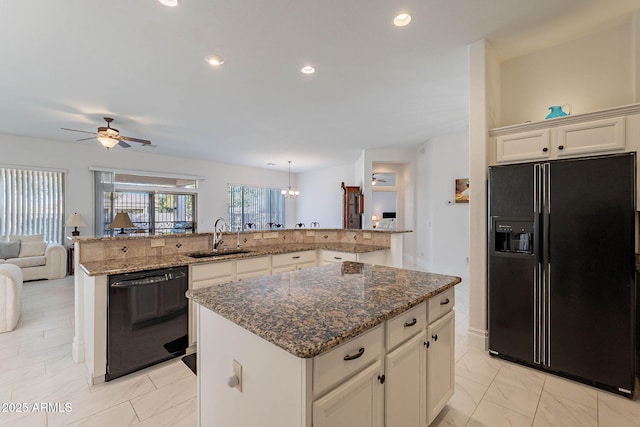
158;0;179;6
204;54;225;66
393;13;412;27
301;65;315;74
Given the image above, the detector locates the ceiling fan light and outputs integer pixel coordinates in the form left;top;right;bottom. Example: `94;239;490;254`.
158;0;179;6
204;54;224;66
394;12;412;26
301;65;315;74
97;136;119;149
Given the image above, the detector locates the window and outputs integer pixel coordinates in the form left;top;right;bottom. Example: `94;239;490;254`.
228;185;284;230
94;171;197;236
0;167;65;243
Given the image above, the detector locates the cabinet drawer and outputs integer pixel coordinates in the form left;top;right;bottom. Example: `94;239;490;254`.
313;323;384;396
386;302;427;351
191;261;234;282
236;256;270;274
272;250;317;267
428;287;454;323
322;250;357;263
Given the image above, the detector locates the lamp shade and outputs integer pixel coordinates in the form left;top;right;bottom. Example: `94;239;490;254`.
66;212;87;236
110;212;134;234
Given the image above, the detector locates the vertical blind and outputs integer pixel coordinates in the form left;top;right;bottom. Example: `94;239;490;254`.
0;168;65;243
228;185;284;230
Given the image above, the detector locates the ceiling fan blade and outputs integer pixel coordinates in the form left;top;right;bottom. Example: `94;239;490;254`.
61;128;97;135
117;140;131;148
119;135;151;145
76;136;97;142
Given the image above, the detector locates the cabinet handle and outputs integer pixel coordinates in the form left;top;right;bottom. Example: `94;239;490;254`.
403;318;417;327
558;145;564;150
343;347;365;361
377;374;386;384
542;147;548;152
432;334;438;341
424;341;430;348
292;255;301;259
334;256;343;260
440;298;450;305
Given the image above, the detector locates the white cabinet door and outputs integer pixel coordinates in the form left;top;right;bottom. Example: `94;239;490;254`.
556;117;625;157
188;261;234;347
496;129;550;164
313;360;384;427
426;310;455;424
385;332;427;427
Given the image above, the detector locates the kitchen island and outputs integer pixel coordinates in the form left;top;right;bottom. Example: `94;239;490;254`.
187;262;461;427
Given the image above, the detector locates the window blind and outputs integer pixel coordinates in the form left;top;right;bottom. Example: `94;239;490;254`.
0;168;64;243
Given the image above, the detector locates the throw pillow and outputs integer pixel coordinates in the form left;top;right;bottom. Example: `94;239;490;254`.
10;234;45;242
19;241;47;257
0;241;21;259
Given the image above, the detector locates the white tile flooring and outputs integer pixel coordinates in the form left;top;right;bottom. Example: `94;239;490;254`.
0;275;639;426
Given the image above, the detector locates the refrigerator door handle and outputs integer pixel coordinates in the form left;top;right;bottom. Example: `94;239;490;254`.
534;164;539;214
533;264;540;364
546;262;551;367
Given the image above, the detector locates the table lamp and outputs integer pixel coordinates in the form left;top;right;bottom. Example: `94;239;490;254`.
110;212;134;235
66;212;87;236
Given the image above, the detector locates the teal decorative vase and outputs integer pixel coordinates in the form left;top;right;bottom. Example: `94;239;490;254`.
545;105;568;119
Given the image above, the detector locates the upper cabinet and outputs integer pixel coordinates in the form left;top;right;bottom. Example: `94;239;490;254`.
490;105;640;166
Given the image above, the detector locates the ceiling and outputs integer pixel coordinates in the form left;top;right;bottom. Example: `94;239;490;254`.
2;0;639;172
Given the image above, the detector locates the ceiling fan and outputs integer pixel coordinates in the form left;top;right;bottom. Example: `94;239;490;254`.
372;173;387;185
61;117;153;149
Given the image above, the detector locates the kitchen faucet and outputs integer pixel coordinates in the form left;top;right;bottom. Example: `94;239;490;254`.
213;217;228;251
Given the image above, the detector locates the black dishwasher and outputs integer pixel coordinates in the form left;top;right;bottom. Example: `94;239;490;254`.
107;266;189;381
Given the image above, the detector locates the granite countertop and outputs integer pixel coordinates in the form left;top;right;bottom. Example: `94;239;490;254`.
79;242;390;276
186;262;461;359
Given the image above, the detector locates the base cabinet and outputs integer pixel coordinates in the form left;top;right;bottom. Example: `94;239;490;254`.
426;310;455;424
385;332;427;427
313;360;384;427
196;289;456;426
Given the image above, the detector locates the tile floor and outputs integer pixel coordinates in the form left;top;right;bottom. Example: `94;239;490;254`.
0;275;639;426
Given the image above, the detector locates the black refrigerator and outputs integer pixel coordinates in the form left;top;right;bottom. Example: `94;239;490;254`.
488;153;637;396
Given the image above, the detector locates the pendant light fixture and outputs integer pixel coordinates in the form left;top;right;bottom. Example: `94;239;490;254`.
282;160;300;199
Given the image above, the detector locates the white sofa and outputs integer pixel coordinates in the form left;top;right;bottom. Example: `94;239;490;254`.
0;235;66;281
0;264;22;333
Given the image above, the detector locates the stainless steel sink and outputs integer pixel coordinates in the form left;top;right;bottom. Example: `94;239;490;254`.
187;249;250;259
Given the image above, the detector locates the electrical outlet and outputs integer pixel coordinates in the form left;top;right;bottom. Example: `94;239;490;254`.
150;239;165;247
362;232;372;240
233;360;243;392
263;232;279;239
305;231;315;237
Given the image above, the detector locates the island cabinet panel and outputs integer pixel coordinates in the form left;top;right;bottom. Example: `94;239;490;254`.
271;250;317;273
357;249;390;266
385;331;427;427
426;310;455;424
313;360;384;427
198;307;311;427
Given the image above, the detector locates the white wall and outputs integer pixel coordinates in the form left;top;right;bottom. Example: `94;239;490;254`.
371;192;396;219
500;15;636;126
1;133;295;238
295;163;355;228
415;132;469;279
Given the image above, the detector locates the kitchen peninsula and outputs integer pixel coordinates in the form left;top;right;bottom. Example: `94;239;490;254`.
71;228;410;384
188;262;460;427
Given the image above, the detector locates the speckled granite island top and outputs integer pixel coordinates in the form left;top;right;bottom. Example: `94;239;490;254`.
186;262;461;358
